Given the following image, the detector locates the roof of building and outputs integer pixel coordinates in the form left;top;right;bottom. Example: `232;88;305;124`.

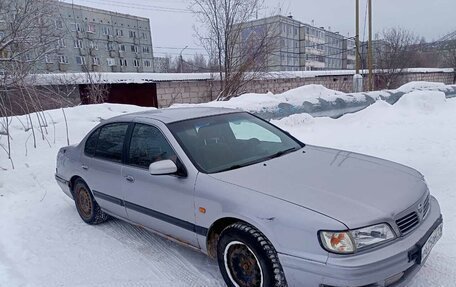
57;1;150;21
28;72;213;85
27;68;454;86
109;107;240;124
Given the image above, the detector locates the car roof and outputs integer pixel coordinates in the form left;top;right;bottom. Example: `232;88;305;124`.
108;107;243;124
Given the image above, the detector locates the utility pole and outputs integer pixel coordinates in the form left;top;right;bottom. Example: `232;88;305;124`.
368;0;373;91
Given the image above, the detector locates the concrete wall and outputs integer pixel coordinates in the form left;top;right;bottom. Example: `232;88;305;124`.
156;81;213;108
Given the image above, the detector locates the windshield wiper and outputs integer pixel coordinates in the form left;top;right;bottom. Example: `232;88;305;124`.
266;147;300;160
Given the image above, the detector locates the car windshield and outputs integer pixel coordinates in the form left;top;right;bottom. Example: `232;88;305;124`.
168;112;303;173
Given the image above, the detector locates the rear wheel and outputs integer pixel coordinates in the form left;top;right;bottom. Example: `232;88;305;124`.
73;179;109;225
217;222;287;287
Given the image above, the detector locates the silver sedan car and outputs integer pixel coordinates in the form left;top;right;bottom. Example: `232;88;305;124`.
55;107;443;287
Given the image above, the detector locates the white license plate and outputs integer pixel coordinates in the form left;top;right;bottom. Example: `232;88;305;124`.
421;223;443;264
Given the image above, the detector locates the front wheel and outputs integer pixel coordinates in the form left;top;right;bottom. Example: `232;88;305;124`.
73;179;109;225
217;222;287;287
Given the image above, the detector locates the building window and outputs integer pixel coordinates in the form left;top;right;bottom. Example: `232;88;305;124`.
143;59;151;67
71;23;82;32
107;58;116;66
102;26;111;35
116;29;123;37
92;57;100;65
107;42;116;51
120;59;128;66
129;30;136;38
141;32;147;39
133;59;140;67
55;20;63;29
142;46;150;54
74;40;83;49
294;27;298;36
45;54;53;63
58;55;69;64
75;56;86;65
130;45;138;53
57;38;66;48
87;23;96;33
89;41;98;50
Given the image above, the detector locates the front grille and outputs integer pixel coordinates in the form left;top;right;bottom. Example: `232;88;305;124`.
396;212;419;235
423;194;430;218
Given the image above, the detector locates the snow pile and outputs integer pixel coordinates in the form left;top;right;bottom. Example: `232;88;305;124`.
1;90;456;286
173;84;367;113
396;81;454;93
394;91;447;113
173;81;456;120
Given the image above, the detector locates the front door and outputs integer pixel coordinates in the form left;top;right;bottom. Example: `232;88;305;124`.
122;122;199;247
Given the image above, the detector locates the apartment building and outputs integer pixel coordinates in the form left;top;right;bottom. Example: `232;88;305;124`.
237;15;353;71
43;1;155;73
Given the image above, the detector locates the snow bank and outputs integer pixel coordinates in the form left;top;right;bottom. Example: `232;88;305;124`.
395;91;447;113
173;81;456;120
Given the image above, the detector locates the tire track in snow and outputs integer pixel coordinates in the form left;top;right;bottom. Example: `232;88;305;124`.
98;219;224;286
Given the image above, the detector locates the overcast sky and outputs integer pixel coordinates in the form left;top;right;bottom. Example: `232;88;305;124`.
63;0;456;58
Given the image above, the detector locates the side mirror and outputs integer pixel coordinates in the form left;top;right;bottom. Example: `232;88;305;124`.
149;159;178;175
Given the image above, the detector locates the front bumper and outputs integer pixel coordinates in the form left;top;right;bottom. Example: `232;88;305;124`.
280;196;442;287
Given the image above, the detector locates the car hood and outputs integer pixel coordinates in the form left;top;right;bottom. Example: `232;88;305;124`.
209;145;428;228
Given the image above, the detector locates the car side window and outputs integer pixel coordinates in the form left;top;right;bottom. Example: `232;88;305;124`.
94;123;129;162
84;128;100;157
128;124;176;169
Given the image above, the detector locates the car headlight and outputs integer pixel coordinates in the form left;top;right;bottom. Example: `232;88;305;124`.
319;223;396;254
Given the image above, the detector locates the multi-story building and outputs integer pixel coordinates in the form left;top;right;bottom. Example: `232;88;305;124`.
236;15;354;71
4;1;156;74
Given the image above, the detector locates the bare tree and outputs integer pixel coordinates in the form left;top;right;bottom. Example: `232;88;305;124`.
0;0;62;168
190;0;279;100
374;28;419;89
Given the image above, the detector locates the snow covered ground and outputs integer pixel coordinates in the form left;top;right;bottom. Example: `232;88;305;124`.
1;86;455;286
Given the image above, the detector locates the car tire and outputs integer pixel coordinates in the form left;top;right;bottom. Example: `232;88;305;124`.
217;222;287;287
73;179;109;225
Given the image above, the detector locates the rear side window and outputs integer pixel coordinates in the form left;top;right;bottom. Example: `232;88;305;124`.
84;128;100;157
128;124;176;168
94;123;129;162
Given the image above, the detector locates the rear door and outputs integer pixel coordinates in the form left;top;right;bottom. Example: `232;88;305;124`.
122;121;199;247
81;122;130;219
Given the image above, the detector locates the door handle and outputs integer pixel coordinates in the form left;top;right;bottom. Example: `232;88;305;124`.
81;165;89;170
125;175;135;183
